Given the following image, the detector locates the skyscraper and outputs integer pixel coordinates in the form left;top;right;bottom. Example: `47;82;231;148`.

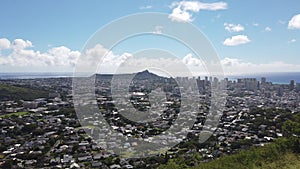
290;80;295;90
261;77;266;86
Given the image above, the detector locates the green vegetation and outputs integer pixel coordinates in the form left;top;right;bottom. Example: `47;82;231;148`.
193;137;300;169
160;138;300;169
257;153;300;169
0;83;48;101
159;112;300;169
0;111;29;118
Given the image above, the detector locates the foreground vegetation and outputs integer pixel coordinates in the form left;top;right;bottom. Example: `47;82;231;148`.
160;112;300;169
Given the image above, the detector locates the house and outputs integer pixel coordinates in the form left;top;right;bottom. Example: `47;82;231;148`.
110;164;121;169
77;155;92;162
61;154;73;163
91;162;103;168
70;162;80;168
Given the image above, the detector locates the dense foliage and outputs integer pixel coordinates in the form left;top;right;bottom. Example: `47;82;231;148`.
0;83;48;101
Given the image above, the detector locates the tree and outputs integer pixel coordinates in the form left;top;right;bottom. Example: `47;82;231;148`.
282;113;300;137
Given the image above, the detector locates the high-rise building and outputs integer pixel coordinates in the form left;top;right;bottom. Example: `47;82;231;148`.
290;80;295;90
277;85;284;96
242;78;259;91
204;76;209;86
261;77;266;85
213;77;219;87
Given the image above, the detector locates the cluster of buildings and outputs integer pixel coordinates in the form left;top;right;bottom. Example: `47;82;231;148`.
0;71;300;168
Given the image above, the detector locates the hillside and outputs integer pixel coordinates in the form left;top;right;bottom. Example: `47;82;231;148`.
0;83;49;101
159;137;300;169
159;112;300;169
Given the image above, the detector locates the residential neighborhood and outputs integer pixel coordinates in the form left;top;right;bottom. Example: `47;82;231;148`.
1;71;300;168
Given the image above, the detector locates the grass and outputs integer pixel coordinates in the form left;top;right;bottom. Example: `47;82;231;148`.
255;153;300;169
193;151;300;169
159;137;300;169
0;111;29;118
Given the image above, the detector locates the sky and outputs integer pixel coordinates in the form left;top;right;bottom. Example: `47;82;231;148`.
0;0;299;75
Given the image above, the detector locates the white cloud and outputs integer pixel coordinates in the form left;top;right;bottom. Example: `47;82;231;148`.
0;38;11;49
252;23;259;27
224;23;245;32
221;57;300;75
221;57;240;67
182;53;204;66
265;27;272;32
288;38;296;43
152;26;163;34
3;38;299;76
169;6;192;22
0;38;80;67
12;39;33;50
139;5;152;10
107;53;207;77
223;35;250;46
288;14;300;29
0;40;133;72
7;46;80;67
77;44;134;73
198;1;227;11
168;1;227;22
83;44;132;67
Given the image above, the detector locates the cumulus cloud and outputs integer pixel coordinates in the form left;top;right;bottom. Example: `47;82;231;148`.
224;23;244;32
168;1;227;22
265;27;272;32
169;6;192;22
71;44;134;74
223;35;250;46
182;53;204;66
221;57;300;75
221;57;240;67
288;14;300;29
0;39;134;72
0;38;80;67
0;38;11;49
107;53;207;77
12;39;33;50
170;55;300;76
6;46;79;67
3;38;299;76
82;44;132;67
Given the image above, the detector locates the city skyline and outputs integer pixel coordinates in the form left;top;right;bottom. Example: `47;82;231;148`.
0;0;300;75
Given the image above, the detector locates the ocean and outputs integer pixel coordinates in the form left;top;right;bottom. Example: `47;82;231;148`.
0;72;73;80
228;72;300;84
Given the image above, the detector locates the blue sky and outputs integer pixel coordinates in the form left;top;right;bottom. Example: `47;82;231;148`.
0;0;299;75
